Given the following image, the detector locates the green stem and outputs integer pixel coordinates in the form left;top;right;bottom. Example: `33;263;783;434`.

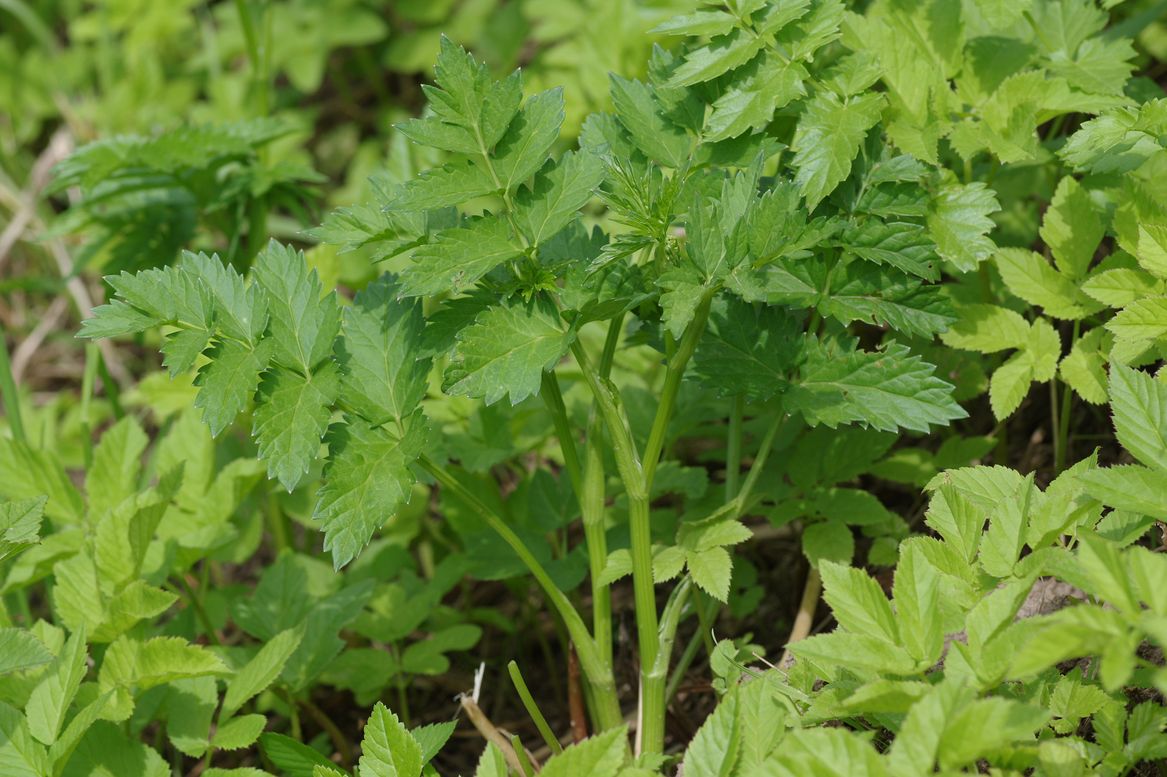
420;455;623;731
541;372;582;495
0;330;26;444
1055;320;1080;474
581;317;623;677
79;343;100;469
725;394;745;502
642;292;715;490
665;594;714;703
569;340;660;751
508;660;564;755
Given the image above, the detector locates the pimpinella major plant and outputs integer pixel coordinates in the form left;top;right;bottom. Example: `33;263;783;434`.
82;0;977;756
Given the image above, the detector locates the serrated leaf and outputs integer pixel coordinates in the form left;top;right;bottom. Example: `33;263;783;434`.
99;636;227;693
681;691;738;777
339;277;431;425
927;180;1000;272
194;339;273;437
85;416;147;518
688;546;734;602
941;304;1030;353
1059;328;1108;405
540;726;626;777
252;241;341;373
792;91;884;209
842;219;938;280
995;248;1100;320
400;216;522;298
315;417;425;569
182;252;267;344
391;162;497;211
359;702;423;777
1079;465;1167;519
79;300;161;339
493;89;565;193
820;561;898;644
0;496;43;562
704;53;807;142
691;298;802;401
421;37;521;152
1082;268;1162;307
253;365;340;492
0;629;52;675
787;341;965;433
1106;296;1167;343
609;75;690;167
222;626;304;719
514;151;604;246
1041;176;1105;280
261;732;337;777
26;625;87;746
213;714;267;751
1109;363;1167;472
446;299;574;406
668;28;767;87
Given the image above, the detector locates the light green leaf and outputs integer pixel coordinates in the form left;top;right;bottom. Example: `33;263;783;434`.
359;702;423;777
1109;363;1167;472
194;338;274;437
212;714;267;751
252;241;341;373
609;75;690;167
937;698;1049;769
765;726;888;776
792;91;885;209
493;89;565;193
447;299;574;406
820;561;898;644
339;276;431;426
315;417;425;570
540;726;626;777
0;629;52;675
99;636;227;694
1040;176;1105;280
26;626;87;746
688;546;734;602
1079;465;1167;518
473;743;508;777
253;365;340;492
222;626;304;719
400;217;523;298
85;417;148;518
681;690;738;777
1106;296;1167;343
0;439;83;523
941;304;1030;353
995;247;1101;320
0;496;44;563
515;151;604;246
1058;328;1108;405
787;341;965;433
927;180;1000;272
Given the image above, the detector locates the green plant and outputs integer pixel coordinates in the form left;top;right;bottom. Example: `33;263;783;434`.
78;0;988;756
5;0;1167;775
